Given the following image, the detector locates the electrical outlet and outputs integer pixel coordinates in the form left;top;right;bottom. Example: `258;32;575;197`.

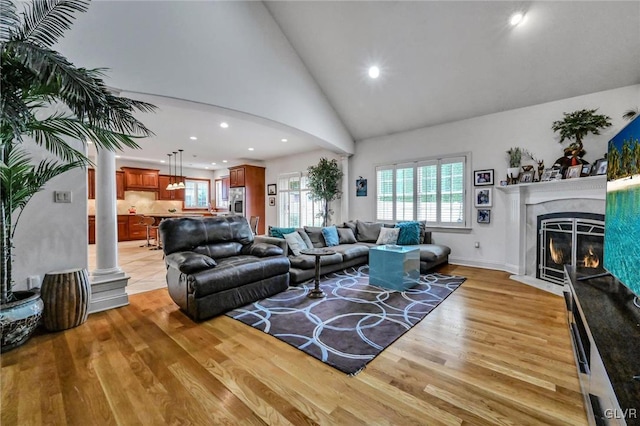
474;241;480;248
27;275;40;289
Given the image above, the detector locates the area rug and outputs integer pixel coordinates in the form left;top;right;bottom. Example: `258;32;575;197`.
225;265;465;375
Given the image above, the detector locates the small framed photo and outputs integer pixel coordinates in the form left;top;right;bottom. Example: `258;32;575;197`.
473;169;494;186
519;170;534;183
268;196;276;207
580;164;592;177
267;184;277;195
477;209;491;224
594;159;608;175
540;168;553;182
565;164;582;179
474;188;492;207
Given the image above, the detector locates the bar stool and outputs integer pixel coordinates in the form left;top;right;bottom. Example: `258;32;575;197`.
138;216;157;248
249;216;259;235
149;219;162;250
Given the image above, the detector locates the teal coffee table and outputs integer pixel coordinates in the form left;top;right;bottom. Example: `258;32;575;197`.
369;245;420;291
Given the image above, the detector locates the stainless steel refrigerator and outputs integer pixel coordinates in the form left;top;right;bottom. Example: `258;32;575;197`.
228;187;245;216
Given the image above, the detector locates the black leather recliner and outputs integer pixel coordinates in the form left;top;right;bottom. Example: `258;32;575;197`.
159;215;290;321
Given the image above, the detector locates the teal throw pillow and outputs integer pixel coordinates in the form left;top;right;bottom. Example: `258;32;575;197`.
395;221;420;245
269;226;296;239
321;226;340;247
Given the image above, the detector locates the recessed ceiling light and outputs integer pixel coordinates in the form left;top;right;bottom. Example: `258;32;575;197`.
190;136;197;140
510;12;525;26
222;160;228;163
211;162;217;165
160;160;165;163
368;66;380;79
248;147;254;151
115;155;121;158
220;122;229;129
281;138;288;142
205;167;209;169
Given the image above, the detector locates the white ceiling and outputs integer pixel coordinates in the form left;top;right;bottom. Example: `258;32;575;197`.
80;1;640;168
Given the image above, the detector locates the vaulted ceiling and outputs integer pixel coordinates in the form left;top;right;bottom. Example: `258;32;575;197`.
57;1;640;169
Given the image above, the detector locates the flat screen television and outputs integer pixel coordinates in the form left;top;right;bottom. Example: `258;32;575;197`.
603;115;640;301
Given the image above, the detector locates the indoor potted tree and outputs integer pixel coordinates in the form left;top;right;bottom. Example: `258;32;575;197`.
307;158;343;227
552;108;612;158
1;0;156;352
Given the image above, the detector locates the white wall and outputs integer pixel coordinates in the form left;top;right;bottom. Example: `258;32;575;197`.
264;149;345;229
12;140;88;292
56;1;354;154
350;84;640;271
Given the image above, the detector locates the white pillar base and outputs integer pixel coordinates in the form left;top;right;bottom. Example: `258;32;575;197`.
89;272;130;314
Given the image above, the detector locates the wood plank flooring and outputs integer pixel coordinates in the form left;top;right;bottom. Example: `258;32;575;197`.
1;262;588;425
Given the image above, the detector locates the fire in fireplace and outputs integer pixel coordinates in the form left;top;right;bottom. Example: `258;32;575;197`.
537;213;605;284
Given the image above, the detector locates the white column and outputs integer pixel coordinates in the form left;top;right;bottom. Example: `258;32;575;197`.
90;149;129;313
340;155;350;223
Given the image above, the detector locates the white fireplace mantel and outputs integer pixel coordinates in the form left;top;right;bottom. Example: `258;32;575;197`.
497;175;606;283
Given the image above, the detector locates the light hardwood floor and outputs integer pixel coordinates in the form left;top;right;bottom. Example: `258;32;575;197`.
1;251;588;425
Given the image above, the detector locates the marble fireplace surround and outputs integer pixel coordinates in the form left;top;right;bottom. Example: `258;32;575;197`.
498;175;606;295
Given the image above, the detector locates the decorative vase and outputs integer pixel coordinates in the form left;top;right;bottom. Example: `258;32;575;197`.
0;291;44;353
41;268;91;332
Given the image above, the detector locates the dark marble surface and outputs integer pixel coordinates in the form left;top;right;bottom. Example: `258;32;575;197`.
567;266;640;420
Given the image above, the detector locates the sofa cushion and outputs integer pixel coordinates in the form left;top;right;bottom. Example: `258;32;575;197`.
189;255;290;297
330;244;369;261
376;227;400;245
356;221;383;242
160;216;254;256
296;229;314;249
304;226;326;248
337;227;357;244
193;242;243;260
395;221;421;245
269;226;297;239
343;221;358;238
321;226;340;247
418;244;451;261
165;252;217;274
242;243;284;258
284;231;307;256
289;252;343;269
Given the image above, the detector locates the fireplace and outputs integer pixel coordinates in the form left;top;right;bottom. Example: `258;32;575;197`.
537;213;605;285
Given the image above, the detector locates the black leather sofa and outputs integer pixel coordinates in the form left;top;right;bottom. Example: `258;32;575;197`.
159;216;290;321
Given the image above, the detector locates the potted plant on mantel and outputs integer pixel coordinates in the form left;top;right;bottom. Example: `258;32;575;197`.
307;158;343;227
551;109;612;165
1;0;156;352
506;147;536;184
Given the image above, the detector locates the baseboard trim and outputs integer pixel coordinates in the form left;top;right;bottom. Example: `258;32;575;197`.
448;256;506;271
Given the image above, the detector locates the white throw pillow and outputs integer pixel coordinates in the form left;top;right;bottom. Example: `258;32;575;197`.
284;231;308;256
375;227;400;245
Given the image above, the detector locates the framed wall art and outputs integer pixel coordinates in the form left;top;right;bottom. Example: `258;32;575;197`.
356;177;367;196
474;188;492;207
268;196;276;207
267;184;277;195
474;169;494;186
477;209;491;224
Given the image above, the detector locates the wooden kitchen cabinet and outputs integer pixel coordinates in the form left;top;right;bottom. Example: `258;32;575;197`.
121;167;159;191
88;215;95;244
158;175;184;201
229;167;245;187
88;168;96;199
89;215;132;243
88;169;125;200
127;215;148;240
116;171;125;199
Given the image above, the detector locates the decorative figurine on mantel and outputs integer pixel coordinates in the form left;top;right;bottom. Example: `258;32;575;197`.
536;160;545;182
551;108;612;175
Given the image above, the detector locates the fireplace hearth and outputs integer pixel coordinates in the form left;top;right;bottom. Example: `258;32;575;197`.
537;213;605;285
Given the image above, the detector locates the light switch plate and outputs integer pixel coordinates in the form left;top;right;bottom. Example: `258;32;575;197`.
54;190;72;203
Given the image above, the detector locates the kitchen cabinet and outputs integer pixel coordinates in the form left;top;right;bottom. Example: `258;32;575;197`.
221;176;229;201
89;215;133;244
116;171;125;199
229;167;245;187
127;215;148;240
88;168;96;199
229;164;265;235
121;167;159;191
158;175;185;201
88;169;125;200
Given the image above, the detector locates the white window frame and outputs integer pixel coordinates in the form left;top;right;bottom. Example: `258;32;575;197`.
277;172;323;227
183;178;210;210
375;153;470;228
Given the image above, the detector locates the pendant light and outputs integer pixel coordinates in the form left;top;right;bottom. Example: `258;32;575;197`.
165;153;174;190
176;149;186;189
168;151;178;190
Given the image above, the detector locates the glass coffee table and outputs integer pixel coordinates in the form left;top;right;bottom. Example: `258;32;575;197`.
301;248;336;298
368;245;420;291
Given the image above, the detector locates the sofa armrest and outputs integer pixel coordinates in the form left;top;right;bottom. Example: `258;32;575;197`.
243;242;284;258
255;235;288;253
165;252;217;274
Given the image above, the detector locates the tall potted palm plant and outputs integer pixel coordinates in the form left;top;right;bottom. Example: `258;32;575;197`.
1;0;156;352
307;158;343;227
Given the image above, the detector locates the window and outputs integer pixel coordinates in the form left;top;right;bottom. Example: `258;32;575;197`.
277;172;323;227
376;154;468;227
184;178;210;209
214;178;229;210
